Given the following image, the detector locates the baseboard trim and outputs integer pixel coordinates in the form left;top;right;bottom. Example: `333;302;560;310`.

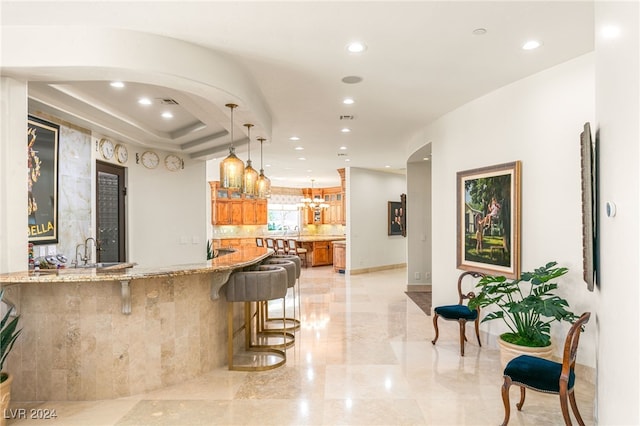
349;263;406;275
407;284;432;293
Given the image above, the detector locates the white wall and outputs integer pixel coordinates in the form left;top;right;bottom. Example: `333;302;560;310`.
127;154;207;267
416;54;598;367
347;167;406;272
0;77;28;273
407;158;431;286
594;2;639;423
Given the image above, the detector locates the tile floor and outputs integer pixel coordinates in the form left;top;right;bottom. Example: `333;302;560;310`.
7;266;594;425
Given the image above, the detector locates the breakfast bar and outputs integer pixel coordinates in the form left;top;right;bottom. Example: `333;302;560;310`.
0;246;271;401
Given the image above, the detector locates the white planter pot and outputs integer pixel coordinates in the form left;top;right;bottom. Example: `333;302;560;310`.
498;335;554;369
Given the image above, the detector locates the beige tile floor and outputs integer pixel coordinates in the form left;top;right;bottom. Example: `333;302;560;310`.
7;266;594;425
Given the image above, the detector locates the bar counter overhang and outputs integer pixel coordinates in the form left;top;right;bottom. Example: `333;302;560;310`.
0;246;271;401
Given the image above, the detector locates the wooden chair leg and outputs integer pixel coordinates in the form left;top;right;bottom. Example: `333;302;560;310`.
459;319;466;356
516;386;526;411
501;376;512;426
569;389;586;426
474;317;482;347
431;313;440;345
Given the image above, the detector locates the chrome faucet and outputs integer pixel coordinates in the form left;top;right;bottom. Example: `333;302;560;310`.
84;237;99;265
75;243;87;266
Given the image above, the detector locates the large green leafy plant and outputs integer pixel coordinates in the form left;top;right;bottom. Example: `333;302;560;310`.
1;289;21;382
468;261;577;347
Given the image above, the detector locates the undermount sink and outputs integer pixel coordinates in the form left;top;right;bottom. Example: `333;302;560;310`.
75;262;137;270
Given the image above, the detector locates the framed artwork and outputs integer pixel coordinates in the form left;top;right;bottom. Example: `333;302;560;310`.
28;115;60;244
388;199;405;236
580;122;597;291
457;161;521;278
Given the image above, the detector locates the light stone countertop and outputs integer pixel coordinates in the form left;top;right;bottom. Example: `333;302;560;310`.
214;235;345;242
0;246;273;284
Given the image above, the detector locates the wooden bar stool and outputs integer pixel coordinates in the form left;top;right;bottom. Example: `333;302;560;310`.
287;239;308;268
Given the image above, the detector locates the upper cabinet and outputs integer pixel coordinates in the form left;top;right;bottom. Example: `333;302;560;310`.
301;169;346;226
210;181;267;225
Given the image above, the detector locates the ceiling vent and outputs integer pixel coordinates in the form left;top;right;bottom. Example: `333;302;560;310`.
337;153;348;157
340;115;354;120
158;98;179;105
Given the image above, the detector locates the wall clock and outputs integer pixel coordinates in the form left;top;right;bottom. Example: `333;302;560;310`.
165;154;182;172
115;144;128;164
141;151;159;169
99;138;114;160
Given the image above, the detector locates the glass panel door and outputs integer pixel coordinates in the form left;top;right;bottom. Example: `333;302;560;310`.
96;161;126;262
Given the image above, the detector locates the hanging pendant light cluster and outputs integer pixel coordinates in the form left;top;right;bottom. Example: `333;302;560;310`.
242;123;259;196
219;103;244;190
299;179;328;210
256;137;271;199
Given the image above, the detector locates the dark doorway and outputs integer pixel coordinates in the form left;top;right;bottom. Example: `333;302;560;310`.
96;161;126;262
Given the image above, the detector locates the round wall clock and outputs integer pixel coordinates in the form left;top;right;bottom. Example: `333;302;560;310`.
141;151;160;169
115;144;128;164
165;154;182;172
99;138;114;160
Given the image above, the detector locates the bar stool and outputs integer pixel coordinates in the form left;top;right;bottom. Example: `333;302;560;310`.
275;238;287;254
287;239;308;268
223;265;288;371
260;258;300;334
269;254;302;329
265;238;276;251
255;237;264;247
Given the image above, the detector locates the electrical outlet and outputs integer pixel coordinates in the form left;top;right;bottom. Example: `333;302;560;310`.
47;245;56;255
414;272;420;280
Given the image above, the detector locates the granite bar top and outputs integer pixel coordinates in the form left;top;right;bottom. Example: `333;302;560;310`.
0;246;272;284
214;235;345;242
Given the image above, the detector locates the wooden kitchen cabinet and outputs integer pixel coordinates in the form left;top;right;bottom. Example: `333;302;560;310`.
210;181;267;225
332;241;346;272
299;240;335;266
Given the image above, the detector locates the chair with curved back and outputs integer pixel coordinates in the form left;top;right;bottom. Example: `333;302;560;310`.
287;239;308;268
500;312;591;426
431;271;485;356
255;237;264;247
265;238;276;251
275;238;287;255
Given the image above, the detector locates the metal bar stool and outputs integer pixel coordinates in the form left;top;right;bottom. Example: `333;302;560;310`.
260;258;300;335
269;254;302;331
223;265;289;371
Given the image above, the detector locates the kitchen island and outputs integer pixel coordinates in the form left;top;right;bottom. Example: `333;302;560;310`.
0;246;271;401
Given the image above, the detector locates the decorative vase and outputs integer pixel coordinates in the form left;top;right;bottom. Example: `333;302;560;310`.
498;335;554;369
0;372;13;426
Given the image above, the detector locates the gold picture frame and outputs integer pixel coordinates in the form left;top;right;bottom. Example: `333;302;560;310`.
456;161;521;278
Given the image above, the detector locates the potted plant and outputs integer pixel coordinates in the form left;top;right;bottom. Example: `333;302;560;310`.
467;261;578;367
1;289;21;426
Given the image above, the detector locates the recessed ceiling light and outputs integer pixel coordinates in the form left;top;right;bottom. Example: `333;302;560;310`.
346;41;367;53
345;159;351;162
110;81;125;88
384;165;391;168
472;28;487;35
522;40;542;50
289;136;300;141
265;164;271;168
601;25;621;39
423;157;430;161
342;75;363;84
294;146;304;151
138;97;152;105
298;157;306;161
339;146;348;150
341;128;351;133
161;111;173;119
343;98;355;105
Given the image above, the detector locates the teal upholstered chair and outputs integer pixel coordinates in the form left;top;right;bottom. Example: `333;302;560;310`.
500;312;591;426
431;271;485;356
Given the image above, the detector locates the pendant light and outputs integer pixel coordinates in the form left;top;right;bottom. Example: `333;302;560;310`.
242;123;259;196
219;103;244;190
256;137;271;199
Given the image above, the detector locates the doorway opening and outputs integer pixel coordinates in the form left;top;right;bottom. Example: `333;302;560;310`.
96;161;127;262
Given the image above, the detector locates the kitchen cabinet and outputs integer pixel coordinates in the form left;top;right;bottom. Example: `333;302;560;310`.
299;240;335;267
332;241;346;272
210;181;267;225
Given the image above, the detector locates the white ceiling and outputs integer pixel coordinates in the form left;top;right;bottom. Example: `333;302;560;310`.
1;1;594;187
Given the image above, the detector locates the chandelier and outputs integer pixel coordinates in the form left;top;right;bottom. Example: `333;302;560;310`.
219;103;244;190
299;179;328;210
242;123;258;196
256;137;271;199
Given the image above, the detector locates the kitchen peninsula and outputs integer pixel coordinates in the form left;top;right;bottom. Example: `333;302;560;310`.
0;246;271;401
